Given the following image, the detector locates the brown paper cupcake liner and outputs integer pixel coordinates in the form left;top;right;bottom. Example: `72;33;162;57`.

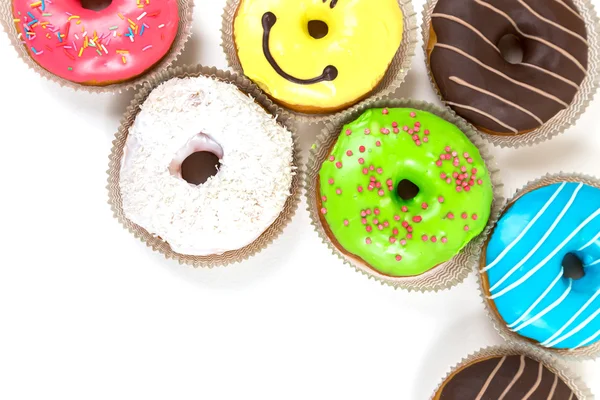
422;0;600;148
0;0;193;94
304;98;505;292
107;64;302;268
430;345;594;400
221;0;418;125
478;173;600;360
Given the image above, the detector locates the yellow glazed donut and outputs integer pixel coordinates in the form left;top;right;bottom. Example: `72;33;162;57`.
233;0;403;113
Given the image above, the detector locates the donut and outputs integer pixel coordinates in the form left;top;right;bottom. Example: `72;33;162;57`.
482;181;600;350
11;0;179;85
427;0;589;135
119;75;294;256
233;0;403;113
317;108;493;277
434;354;578;399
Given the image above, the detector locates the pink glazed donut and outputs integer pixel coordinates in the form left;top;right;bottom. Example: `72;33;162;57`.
11;0;179;85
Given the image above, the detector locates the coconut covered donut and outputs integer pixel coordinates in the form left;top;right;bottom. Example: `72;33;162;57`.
119;75;294;256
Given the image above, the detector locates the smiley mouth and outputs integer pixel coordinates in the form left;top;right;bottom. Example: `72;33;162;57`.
261;12;338;85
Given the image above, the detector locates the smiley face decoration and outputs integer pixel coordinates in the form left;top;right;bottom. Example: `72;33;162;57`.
233;0;404;113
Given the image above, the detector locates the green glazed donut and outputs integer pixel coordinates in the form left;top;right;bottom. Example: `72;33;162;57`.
318;108;494;277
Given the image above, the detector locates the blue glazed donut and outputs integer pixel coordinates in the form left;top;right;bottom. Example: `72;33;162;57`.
482;181;600;350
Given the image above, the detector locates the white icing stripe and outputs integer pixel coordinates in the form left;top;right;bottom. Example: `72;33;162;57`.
475;356;506;400
498;356;525;400
522;361;544;400
507;269;564;328
587;259;600;267
512;278;572;333
489;183;582;293
449;76;544;124
491;206;600;300
555;0;585;21
569;392;575;400
483;182;566;273
520;63;580;90
573;328;600;350
431;13;501;53
475;0;587;74
444;101;518;133
578;230;600;250
541;287;600;346
517;0;588;45
435;43;570;107
546;306;600;348
547;374;558;400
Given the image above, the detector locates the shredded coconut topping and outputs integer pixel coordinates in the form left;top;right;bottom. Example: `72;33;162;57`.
120;76;294;255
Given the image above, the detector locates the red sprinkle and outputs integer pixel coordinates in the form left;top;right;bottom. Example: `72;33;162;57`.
322;196;327;202
336;189;342;195
447;212;455;219
346;129;352;136
401;206;408;212
335;162;342;169
346;150;353;156
422;202;428;210
364;129;371;135
394;215;401;221
376;141;381;147
472;214;478;220
359;146;366;153
366;238;372;244
438;196;445;203
431;236;437;243
393;228;399;235
441;237;448;243
422;235;428;242
382;108;389;115
366;225;372;232
357;186;363;193
328;178;334;185
412;216;423;223
396;255;402;261
358;158;365;164
464;225;470;231
461;212;468;219
321;208;327;215
374;208;380;215
389;237;396;244
343;219;349;226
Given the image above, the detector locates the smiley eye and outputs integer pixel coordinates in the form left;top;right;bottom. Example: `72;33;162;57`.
308;20;329;39
322;0;339;9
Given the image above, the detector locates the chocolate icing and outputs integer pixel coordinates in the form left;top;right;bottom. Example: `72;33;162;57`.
437;355;577;399
429;0;588;134
261;12;338;85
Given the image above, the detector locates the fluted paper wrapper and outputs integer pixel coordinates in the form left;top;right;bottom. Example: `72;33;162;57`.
305;98;505;292
430;345;593;400
422;0;600;148
0;0;193;93
478;173;600;360
107;64;302;267
221;0;418;125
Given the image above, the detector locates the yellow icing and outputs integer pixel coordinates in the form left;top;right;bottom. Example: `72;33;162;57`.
233;0;403;112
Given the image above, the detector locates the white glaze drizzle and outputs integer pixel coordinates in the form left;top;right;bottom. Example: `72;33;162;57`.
511;278;572;333
435;43;570;107
449;76;543;124
491;207;600;300
489;183;582;294
484;183;566;273
541;287;600;346
577;230;600;251
507;269;564;328
587;259;600;267
545;306;600;348
474;0;587;74
573;328;600;350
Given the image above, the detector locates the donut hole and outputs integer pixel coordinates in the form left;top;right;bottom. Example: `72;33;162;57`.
562;253;585;280
396;179;420;201
498;34;524;64
308;20;329;39
80;0;113;11
181;152;221;186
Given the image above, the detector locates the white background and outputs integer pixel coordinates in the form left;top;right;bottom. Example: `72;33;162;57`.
1;0;599;398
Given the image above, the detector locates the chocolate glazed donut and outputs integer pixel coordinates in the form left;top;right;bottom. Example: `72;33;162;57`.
434;355;577;399
428;0;589;135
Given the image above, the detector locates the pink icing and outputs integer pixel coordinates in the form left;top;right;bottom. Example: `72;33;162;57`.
12;0;179;84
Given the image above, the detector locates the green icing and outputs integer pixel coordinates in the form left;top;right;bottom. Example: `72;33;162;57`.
318;108;493;277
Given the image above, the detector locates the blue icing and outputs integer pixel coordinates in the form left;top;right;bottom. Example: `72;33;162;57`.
485;182;600;350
